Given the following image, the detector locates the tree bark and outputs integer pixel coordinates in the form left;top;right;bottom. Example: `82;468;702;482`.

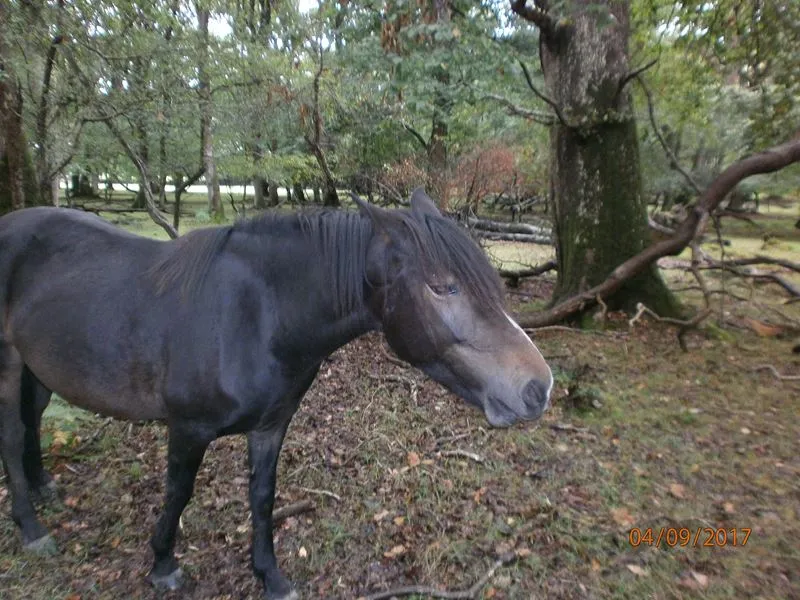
426;0;451;208
0;68;27;211
197;4;223;219
513;0;677;315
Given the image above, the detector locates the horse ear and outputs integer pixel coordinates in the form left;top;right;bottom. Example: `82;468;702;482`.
410;187;441;220
351;192;391;231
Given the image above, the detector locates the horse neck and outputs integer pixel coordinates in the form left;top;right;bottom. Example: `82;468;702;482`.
233;214;379;362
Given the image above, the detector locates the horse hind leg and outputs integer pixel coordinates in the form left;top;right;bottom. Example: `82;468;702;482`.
20;366;56;501
0;346;56;554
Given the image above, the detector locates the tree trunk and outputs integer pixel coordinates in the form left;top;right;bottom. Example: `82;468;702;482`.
0;67;28;211
292;182;307;203
517;0;677;315
197;4;223;219
254;176;267;208
426;0;451;209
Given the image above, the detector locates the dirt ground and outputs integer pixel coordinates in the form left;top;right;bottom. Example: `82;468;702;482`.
1;203;799;599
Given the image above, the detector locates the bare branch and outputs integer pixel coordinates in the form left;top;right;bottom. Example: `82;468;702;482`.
752;365;800;381
363;552;517;599
618;58;658;94
482;94;555;125
510;0;556;34
628;303;712;351
636;75;702;195
400;121;430;150
515;134;800;328
518;60;569;127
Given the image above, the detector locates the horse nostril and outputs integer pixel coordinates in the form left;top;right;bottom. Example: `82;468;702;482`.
523;379;549;410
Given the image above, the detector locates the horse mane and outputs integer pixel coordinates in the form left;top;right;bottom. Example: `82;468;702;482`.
236;209;372;316
148;207;504;318
148;227;233;297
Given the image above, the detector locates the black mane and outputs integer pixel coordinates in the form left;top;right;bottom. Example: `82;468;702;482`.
149;207;505;317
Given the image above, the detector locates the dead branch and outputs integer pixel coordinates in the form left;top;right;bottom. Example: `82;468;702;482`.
752;364;800;381
361;552;517;600
518;59;570;128
510;0;557;36
273;499;314;523
298;487;342;502
499;260;557;286
482;93;555;125
628;303;712;351
438;449;485;464
515;135;800;328
636;75;702;195
526;326;626;338
549;423;590;435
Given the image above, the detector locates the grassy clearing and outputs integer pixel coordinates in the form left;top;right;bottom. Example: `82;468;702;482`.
1;200;798;599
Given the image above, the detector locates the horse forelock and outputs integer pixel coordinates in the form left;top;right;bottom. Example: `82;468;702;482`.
401;212;505;315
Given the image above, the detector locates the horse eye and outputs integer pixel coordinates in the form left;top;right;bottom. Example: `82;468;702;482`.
430;283;459;297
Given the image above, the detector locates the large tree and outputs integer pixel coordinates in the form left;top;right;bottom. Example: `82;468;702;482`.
511;0;677;314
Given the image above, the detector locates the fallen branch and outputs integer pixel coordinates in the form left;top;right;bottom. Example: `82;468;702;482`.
549;423;590;434
752;364;800;381
273;499;314;523
438;449;485;464
361;552;517;600
499;260;557;286
628;303;713;351
525;325;626;338
515;135;800;328
298;486;342;502
474;230;552;244
468;216;551;236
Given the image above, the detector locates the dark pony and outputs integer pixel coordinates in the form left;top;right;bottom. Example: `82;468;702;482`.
0;189;552;599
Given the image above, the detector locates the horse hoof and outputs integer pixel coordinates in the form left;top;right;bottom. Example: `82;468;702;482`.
33;480;59;504
272;590;299;600
23;534;58;556
148;567;184;592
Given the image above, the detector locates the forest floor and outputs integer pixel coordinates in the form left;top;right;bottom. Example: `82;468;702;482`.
1;197;798;600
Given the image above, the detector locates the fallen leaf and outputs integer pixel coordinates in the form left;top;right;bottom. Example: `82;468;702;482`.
64;496;79;508
473;487;487;503
743;317;786;337
516;547;532;558
626;564;649;576
393;516;405;526
591;558;601;572
691;571;709;588
610;507;636;528
65;595;81;600
383;544;406;558
669;483;687;499
723;502;735;514
407;451;421;467
485;588;497;598
740;427;751;435
298;546;308;558
373;510;390;522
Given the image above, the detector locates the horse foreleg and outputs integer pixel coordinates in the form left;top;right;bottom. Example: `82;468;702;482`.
0;348;55;554
147;423;211;591
248;425;297;600
21;368;56;499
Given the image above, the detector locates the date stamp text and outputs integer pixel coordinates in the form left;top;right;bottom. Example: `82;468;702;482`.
628;527;751;548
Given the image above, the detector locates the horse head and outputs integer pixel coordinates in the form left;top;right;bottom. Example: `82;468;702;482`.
355;188;553;427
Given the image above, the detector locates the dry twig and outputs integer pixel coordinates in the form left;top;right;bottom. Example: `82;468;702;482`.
438;449;485;464
298;487;342;502
628;303;712;351
273;499;314;523
752;364;800;381
361;552;517;600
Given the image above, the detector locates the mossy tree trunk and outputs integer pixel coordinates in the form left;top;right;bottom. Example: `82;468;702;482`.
513;0;678;315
